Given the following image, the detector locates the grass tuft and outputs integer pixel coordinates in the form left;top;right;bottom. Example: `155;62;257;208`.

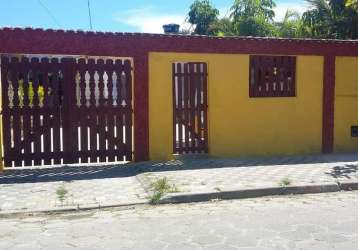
149;177;179;205
56;185;68;204
279;177;292;187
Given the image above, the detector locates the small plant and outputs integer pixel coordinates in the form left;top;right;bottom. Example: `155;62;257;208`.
149;191;164;204
279;177;292;187
56;185;68;204
149;177;179;204
151;177;172;193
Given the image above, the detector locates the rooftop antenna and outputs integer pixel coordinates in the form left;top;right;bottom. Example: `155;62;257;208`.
87;0;93;30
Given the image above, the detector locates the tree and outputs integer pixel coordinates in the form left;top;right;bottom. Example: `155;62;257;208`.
229;0;277;37
235;16;278;36
276;10;305;38
230;0;276;21
187;0;220;35
210;18;238;36
185;0;358;39
302;0;358;39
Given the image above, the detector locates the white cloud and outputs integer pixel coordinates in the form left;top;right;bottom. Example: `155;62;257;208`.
114;6;190;33
274;2;309;21
114;3;310;34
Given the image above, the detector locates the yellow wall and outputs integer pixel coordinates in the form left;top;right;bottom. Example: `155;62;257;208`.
149;53;324;161
334;57;358;152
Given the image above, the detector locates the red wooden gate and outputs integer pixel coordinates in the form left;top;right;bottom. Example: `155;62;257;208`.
0;55;133;167
172;62;208;154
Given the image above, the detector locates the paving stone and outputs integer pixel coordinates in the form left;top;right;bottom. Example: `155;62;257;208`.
1;192;358;249
1;153;358;214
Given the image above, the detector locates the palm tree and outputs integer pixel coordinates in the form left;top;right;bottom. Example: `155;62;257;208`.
277;10;304;38
302;0;358;39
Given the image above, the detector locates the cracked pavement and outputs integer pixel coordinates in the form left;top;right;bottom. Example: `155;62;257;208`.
1;191;358;249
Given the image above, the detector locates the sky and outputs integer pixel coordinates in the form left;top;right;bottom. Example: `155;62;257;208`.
0;0;309;34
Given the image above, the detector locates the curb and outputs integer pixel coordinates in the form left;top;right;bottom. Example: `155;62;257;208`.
0;202;147;219
1;182;357;217
159;183;341;204
339;181;358;191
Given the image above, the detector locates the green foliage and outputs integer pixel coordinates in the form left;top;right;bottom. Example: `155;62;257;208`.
230;0;277;37
279;177;292;187
188;0;220;35
149;177;180;205
149;191;163;204
302;0;358;39
230;0;276;22
186;0;358;39
277;10;305;38
210;18;238;36
234;15;278;37
56;185;68;203
151;177;172;193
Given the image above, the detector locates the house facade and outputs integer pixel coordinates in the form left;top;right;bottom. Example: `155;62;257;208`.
0;28;357;168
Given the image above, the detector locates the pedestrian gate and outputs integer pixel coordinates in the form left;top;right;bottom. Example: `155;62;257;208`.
0;56;133;167
172;62;208;154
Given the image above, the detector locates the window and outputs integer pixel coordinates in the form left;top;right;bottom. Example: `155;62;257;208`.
249;55;296;98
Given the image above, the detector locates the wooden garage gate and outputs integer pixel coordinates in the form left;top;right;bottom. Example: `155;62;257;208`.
0;55;133;167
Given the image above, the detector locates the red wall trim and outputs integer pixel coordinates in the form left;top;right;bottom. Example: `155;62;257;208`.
322;55;336;153
133;53;149;161
1;28;358;57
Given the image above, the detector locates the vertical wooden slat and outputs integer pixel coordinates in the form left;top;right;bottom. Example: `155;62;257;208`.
51;58;62;164
176;63;183;154
1;56;12;167
12;58;22;166
290;57;297;97
114;59;124;161
62;58;77;164
183;63;190;152
196;63;203;152
263;57;270;98
86;59;97;163
117;114;124;161
106;60;115;162
29;58;42;165
278;57;284;95
97;59;107;162
40;57;52;165
172;63;177;154
267;57;275;97
124;59;132;160
21;57;32;166
189;63;196;152
107;111;115;162
202;63;208;153
255;57;261;97
77;59;88;163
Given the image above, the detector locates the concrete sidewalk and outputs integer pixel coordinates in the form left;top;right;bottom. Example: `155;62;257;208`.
1;154;358;214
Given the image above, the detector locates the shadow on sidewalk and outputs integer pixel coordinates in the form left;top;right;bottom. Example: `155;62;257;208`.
325;164;358;180
0;164;142;184
1;153;358;184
